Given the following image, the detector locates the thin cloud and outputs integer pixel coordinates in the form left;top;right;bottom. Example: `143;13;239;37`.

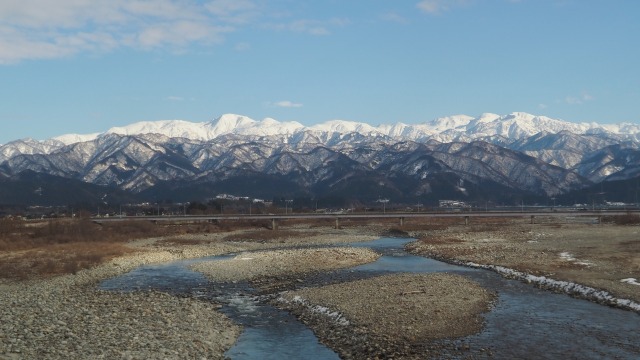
234;42;251;51
166;96;184;101
416;0;470;15
0;1;351;63
289;20;330;36
0;0;255;64
204;0;259;24
272;101;303;108
267;17;349;36
381;12;410;24
565;92;595;105
417;0;444;14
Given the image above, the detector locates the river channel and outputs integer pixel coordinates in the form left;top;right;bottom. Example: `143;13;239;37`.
100;237;640;359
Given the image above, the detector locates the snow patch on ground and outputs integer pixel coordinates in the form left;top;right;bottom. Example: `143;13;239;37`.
559;252;576;261
559;252;592;266
621;278;640;286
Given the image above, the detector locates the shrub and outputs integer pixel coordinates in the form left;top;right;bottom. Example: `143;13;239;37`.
603;214;640;225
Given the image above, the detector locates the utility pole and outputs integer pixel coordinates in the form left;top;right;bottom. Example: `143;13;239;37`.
377;198;389;213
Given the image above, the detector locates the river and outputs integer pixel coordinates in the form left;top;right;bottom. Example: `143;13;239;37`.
100;237;640;359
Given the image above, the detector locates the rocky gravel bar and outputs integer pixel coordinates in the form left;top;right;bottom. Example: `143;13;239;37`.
6;221;633;359
276;273;495;359
0;255;241;359
0;227;379;360
191;247;380;282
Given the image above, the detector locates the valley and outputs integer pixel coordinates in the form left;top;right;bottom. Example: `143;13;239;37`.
1;215;638;358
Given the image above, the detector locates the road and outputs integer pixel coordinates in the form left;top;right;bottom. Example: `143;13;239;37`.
93;210;639;225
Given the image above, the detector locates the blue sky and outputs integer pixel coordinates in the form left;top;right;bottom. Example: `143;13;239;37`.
1;0;639;144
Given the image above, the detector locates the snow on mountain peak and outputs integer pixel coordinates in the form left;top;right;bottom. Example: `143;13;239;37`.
253;118;304;135
310;120;382;135
53;133;101;145
477;113;501;122
206;114;305;137
11;112;640;152
107;120;209;140
505;112;535;120
427;115;475;132
209;114;256;133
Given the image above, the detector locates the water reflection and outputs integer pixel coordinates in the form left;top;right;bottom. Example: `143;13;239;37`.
100;255;340;359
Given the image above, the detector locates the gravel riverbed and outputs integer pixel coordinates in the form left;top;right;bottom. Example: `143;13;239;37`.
0;283;239;359
0;248;242;359
3;221;637;359
276;273;495;359
191;247;380;282
0;227;379;359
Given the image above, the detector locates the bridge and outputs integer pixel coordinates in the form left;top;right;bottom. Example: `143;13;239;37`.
92;210;639;230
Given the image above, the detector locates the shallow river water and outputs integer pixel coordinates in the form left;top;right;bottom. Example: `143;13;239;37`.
100;238;640;359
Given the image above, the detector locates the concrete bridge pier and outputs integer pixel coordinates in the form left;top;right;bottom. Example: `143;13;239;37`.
464;216;469;226
271;218;278;230
399;217;405;227
335;217;340;229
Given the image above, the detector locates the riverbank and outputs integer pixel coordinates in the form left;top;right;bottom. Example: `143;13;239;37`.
0;226;379;359
2;219;638;358
406;220;640;305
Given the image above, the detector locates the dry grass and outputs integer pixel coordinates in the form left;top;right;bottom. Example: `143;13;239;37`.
397;216;516;232
0;219;171;251
408;222;640;302
286;218;338;228
602;214;640;225
0;218;186;281
0;242;135;280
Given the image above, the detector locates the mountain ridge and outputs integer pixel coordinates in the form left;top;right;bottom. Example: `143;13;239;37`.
1;112;639;207
25;112;639;148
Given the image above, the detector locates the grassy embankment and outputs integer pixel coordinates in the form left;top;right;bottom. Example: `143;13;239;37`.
0;218;226;280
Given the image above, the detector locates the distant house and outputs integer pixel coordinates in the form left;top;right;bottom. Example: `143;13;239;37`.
439;200;470;208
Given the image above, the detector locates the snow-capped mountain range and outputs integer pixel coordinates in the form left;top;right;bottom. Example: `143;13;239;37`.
1;112;639;205
46;112;640;146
